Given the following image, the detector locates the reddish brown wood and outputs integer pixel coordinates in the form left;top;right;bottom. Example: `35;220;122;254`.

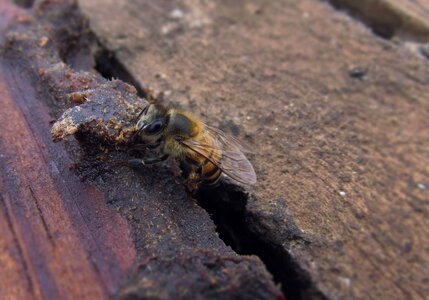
0;43;136;300
0;195;36;300
0;68;135;299
3;0;428;298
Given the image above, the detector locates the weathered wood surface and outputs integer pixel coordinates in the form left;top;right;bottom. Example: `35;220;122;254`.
0;1;281;299
0;3;135;299
79;0;429;299
331;0;429;41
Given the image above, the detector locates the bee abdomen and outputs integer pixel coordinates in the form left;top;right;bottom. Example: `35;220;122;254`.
201;162;222;186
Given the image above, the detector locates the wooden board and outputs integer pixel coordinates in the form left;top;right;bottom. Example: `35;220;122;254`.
0;1;281;299
79;0;429;299
0;21;136;300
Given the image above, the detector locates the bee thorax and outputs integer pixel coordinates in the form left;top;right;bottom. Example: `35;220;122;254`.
166;111;201;137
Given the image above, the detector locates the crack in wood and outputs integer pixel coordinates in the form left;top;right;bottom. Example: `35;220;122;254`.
0;192;38;298
13;0;34;9
326;0;429;42
196;186;326;300
28;185;55;246
94;45;147;99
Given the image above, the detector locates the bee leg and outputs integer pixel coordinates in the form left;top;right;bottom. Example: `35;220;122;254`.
128;154;169;169
127;144;147;157
128;159;146;169
144;154;169;164
185;177;200;193
183;168;202;192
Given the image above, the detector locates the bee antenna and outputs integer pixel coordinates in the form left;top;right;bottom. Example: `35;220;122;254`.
136;104;150;120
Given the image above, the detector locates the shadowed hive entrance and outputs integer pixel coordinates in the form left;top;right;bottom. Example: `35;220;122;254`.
196;185;326;300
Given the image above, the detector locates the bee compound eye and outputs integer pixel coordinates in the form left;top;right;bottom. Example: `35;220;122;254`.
145;119;164;135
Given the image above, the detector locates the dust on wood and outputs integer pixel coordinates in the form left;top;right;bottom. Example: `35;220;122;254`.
79;0;429;299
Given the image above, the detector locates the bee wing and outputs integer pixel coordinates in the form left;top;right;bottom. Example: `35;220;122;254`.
180;126;257;185
204;125;255;154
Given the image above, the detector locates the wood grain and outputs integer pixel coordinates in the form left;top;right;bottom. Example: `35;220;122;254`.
78;0;429;298
0;20;138;296
0;59;139;300
0;1;281;299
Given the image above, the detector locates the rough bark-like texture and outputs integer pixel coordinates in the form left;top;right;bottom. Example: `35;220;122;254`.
0;5;136;299
78;0;429;299
0;1;281;299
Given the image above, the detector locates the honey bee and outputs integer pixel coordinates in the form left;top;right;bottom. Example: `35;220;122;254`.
129;104;256;189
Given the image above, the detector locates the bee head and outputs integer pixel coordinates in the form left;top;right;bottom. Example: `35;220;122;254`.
135;104;168;141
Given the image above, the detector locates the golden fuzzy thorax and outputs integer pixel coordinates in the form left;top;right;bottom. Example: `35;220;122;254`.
163;109;203;158
163;109;221;174
169;109;202;136
164;136;187;158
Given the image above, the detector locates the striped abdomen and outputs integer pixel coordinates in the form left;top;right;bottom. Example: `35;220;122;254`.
185;134;223;186
200;157;222;186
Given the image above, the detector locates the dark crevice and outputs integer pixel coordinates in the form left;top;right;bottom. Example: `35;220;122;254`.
328;0;395;39
28;186;55;245
326;0;429;42
94;47;147;98
13;0;35;8
196;185;327;300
